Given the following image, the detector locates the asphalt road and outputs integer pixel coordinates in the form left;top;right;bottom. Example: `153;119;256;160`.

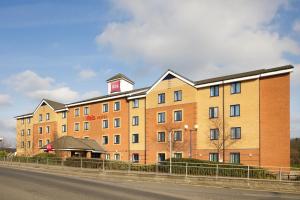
0;166;299;200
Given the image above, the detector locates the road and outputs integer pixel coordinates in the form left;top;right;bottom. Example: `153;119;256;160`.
0;166;299;200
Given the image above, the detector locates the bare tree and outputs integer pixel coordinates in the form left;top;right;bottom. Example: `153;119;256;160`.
208;117;238;162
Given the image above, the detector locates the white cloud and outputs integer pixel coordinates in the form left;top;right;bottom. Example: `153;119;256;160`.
97;0;299;79
0;94;11;106
79;69;96;80
4;70;54;91
293;20;300;33
291;64;300;86
28;87;79;102
4;70;79;102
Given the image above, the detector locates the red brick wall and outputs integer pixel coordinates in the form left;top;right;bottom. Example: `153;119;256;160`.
145;103;197;163
260;74;290;167
67;98;130;161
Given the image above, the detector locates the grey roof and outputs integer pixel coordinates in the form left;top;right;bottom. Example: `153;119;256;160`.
106;73;135;84
43;99;66;110
41;136;105;152
15;112;33;118
194;65;293;85
67;87;150;106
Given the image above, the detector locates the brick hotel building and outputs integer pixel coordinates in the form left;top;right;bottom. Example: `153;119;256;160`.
15;65;293;167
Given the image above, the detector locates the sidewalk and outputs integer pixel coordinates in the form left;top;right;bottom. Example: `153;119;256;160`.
1;161;299;194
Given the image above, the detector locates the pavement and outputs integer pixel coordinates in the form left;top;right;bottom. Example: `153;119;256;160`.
0;166;300;200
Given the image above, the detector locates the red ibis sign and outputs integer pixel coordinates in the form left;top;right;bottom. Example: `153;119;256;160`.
46;144;53;152
111;80;120;93
85;115;107;121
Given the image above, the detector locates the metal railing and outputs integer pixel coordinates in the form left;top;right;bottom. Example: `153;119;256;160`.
1;157;299;182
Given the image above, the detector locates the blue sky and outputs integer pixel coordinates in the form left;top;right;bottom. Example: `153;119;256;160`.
0;0;299;145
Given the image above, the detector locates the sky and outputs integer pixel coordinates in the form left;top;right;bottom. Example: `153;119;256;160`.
0;0;299;146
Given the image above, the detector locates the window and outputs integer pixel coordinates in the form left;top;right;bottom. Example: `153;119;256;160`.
38;140;43;148
132;99;139;108
210;85;219;97
157;112;165;123
174;90;182;101
102;136;108;145
132;134;139;143
209;107;218;118
27;118;31;124
21;141;24;148
102;103;108;113
158;132;166;142
114;135;120;144
231;127;241;139
230;104;240;117
174;110;182;122
231;82;241;94
132;116;139;126
230;152;240;164
62;111;67;119
114;153;120;161
74;123;80;131
62;124;67;133
27;129;31;136
84;122;89;130
75;108;80;117
132;154;139;163
38;127;43;134
174;130;182;141
158;153;165;162
209;153;219;162
114;101;120;111
158;93;165;104
210;129;219;140
27;141;31;148
39;114;42;122
46;126;50;134
21;119;24;124
105;154;110;160
114;118;120;128
21;130;24;136
102;119;109;129
46;139;50;144
46;113;50;121
84;107;89;115
174;153;182;159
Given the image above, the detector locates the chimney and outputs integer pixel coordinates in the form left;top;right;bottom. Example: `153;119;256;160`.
106;73;134;94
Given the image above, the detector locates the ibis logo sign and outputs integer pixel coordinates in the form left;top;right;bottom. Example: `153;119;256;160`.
111;80;120;93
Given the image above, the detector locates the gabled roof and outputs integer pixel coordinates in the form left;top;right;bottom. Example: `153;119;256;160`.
41;136;105;153
146;69;195;94
106;73;135;84
44;99;65;110
15;112;33;119
33;99;66;114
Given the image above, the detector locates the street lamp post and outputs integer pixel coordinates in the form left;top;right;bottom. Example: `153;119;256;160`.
184;125;198;158
169;131;172;174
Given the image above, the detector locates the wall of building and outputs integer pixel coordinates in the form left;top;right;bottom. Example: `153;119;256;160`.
129;98;146;163
32;104;59;155
260;74;290;167
67;98;130;161
16;117;33;156
145;77;197;163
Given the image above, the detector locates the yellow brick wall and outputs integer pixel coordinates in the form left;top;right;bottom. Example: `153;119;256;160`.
196;79;260;150
129;98;146;151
